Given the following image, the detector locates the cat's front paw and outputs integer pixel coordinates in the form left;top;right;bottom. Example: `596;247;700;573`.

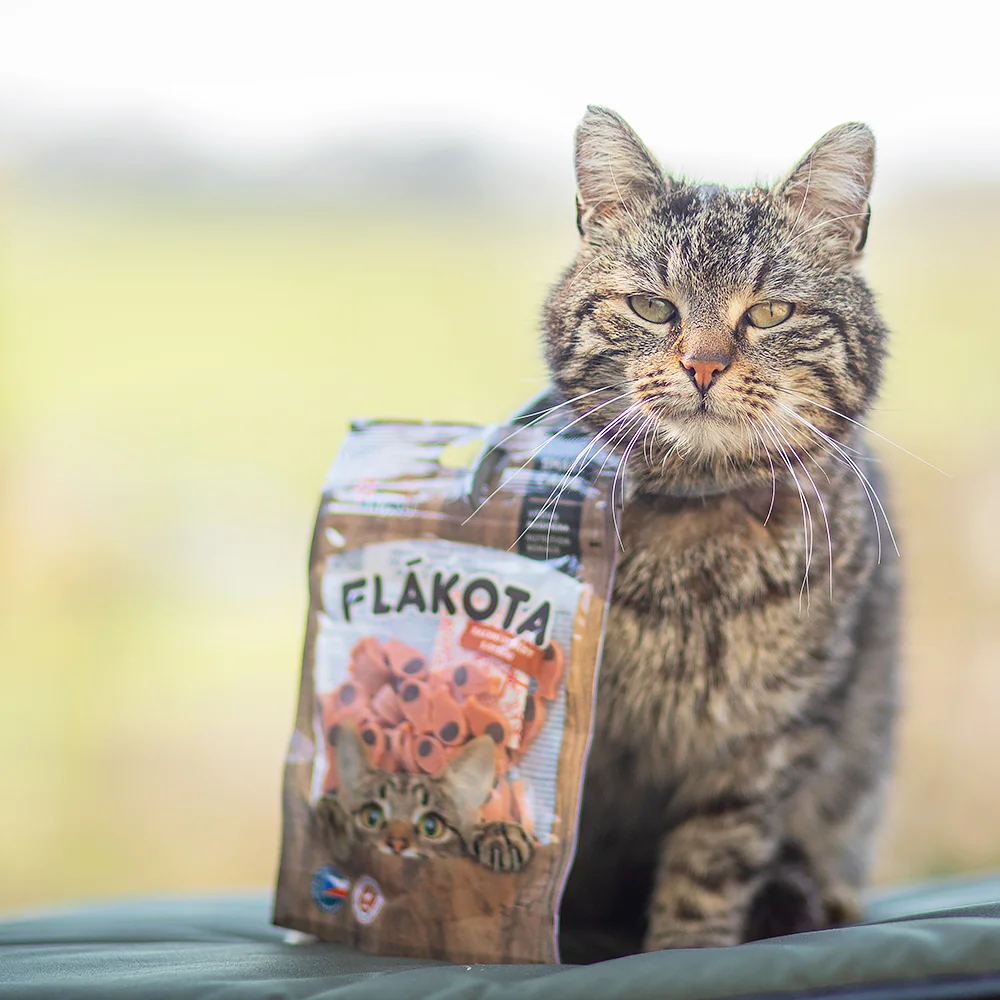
471;823;534;873
823;884;863;927
311;793;353;857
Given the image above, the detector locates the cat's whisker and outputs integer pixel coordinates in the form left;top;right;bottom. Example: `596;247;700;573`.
772;409;858;482
613;414;652;550
777;388;948;476
464;389;633;525
607;157;639;231
788;158;814;239
767;409;836;487
510;402;641;556
762;433;778;527
601;406;648;549
488;381;628;458
777;404;900;562
495;382;632;531
654;407;683;479
514;382;626;424
805;447;834;486
535;442;601;559
741;414;769;469
777;211;871;254
760;415;814;610
746;417;778;526
762;417;813;552
660;439;680;478
735;415;752;462
596;404;646;480
568;250;612;292
636;397;677;477
539;407;639;556
642;411;662;467
510;418;623;554
770;411;849;596
743;416;761;465
777;404;895;532
768;413;835;599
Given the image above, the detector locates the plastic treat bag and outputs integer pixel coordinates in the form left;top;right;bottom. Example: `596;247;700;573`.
273;417;619;964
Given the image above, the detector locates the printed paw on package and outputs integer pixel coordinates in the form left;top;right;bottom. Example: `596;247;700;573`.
273;420;619;964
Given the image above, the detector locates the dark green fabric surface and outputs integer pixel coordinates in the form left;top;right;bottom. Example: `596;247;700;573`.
3;878;1000;1000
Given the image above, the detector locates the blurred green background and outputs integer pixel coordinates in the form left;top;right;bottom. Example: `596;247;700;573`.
2;0;999;918
3;181;1000;912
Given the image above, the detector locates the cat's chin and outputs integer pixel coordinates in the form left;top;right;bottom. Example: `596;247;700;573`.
623;411;773;498
655;411;754;462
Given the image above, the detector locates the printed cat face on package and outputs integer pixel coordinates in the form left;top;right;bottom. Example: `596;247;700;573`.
334;721;496;861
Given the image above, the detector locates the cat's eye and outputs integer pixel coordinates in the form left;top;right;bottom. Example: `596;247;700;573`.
745;301;794;329
358;803;385;830
627;295;678;324
418;812;447;839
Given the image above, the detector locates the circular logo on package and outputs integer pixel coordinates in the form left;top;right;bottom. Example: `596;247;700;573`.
310;865;350;914
351;875;384;925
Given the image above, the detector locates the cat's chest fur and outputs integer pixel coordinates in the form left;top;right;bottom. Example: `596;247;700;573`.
593;483;850;787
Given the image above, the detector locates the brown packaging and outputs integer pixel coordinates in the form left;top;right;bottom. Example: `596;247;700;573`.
273;418;619;964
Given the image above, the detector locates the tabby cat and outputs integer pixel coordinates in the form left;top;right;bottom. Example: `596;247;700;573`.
544;108;899;956
314;722;534;873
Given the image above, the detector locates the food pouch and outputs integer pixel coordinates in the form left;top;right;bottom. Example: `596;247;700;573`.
273;418;619;963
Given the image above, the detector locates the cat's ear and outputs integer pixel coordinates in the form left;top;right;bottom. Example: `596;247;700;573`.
574;106;667;238
441;736;496;819
335;721;371;811
777;123;875;258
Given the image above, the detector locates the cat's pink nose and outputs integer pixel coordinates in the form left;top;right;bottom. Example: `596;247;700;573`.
388;837;408;854
681;354;729;393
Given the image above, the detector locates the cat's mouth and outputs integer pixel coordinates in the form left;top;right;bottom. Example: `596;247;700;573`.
377;841;425;858
637;390;738;428
630;391;763;465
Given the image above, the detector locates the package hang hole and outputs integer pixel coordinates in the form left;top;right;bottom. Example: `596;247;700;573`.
438;439;485;470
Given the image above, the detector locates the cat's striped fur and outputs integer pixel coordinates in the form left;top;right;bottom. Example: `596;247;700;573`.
547;108;899;956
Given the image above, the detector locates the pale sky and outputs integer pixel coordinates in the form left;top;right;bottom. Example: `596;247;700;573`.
2;0;998;187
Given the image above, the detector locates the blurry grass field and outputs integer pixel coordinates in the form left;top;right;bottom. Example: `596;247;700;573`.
2;187;1000;912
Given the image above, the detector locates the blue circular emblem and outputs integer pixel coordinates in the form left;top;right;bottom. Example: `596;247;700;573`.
310;865;350;914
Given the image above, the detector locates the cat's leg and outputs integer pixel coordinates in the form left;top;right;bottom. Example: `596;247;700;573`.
470;822;534;873
643;727;829;950
780;559;900;930
742;838;826;942
645;549;898;951
646;569;898;949
773;745;889;935
643;786;782;949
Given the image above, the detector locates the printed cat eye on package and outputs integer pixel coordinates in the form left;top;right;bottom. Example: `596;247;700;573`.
273;419;619;964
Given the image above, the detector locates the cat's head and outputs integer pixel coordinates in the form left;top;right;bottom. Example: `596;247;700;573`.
543;106;886;495
336;722;496;859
